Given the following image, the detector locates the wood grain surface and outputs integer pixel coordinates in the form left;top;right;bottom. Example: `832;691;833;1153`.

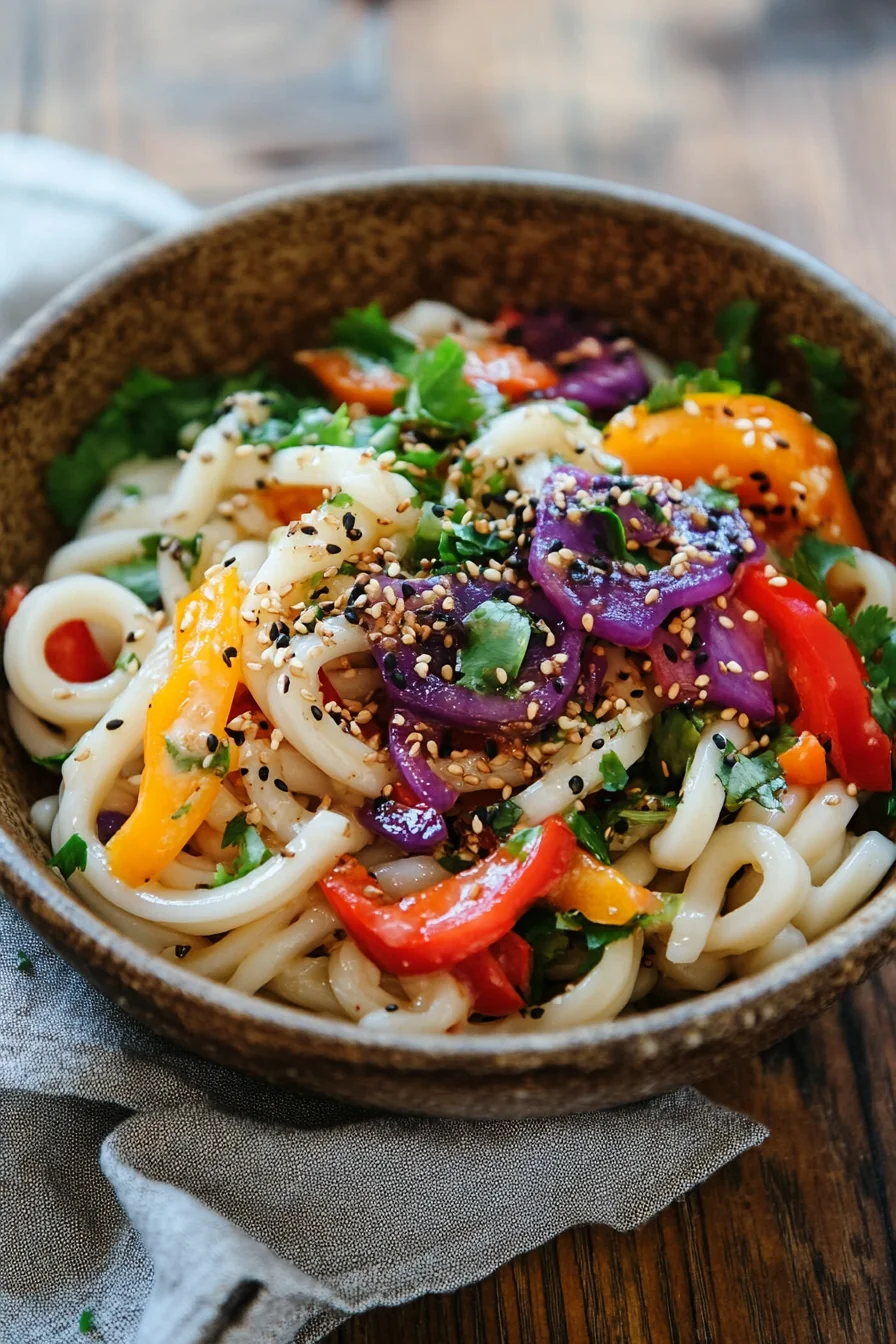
3;0;896;1339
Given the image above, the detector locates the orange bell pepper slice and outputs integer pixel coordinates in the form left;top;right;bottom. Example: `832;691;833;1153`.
106;566;243;886
463;342;556;401
550;848;661;925
777;731;829;788
604;392;867;547
295;350;405;415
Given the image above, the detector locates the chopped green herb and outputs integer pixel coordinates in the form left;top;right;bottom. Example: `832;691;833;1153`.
788;334;862;454
599;750;629;793
49;834;88;879
457;599;531;694
485;798;523;839
331;301;418;369
114;649;141;674
438;504;512;570
170;801;193;820
30;748;72;771
646;366;740;414
714;299;761;389
830;603;896;734
782;531;855;600
102;557;161;606
563;806;611;863
15;950;34;974
716;742;786;812
651;707;706;782
688;477;739;514
503;825;541;860
589;505;630;563
769;722;798;757
164;737;231;777
515;905;642;1004
78;1308;96;1334
213;812;272;885
329;490;353;508
401;337;484;435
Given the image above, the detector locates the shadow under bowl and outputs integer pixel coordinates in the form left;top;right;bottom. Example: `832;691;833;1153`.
2;168;895;1118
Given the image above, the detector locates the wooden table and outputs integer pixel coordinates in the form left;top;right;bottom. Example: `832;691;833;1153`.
3;1;896;1338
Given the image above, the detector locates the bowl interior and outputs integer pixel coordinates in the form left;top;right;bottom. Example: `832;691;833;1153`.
2;170;896;1114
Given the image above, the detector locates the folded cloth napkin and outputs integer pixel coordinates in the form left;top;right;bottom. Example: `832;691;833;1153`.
0;137;768;1344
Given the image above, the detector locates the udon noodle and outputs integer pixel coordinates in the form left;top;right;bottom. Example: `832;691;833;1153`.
6;297;896;1035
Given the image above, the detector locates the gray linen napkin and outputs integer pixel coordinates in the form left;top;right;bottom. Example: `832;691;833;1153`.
0;136;768;1344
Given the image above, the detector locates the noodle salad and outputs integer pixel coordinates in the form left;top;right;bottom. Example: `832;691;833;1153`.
6;298;896;1035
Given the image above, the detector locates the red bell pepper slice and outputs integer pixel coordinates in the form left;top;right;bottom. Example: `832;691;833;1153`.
46;622;112;682
453;931;534;1017
320;816;575;976
737;565;892;792
1;582;28;628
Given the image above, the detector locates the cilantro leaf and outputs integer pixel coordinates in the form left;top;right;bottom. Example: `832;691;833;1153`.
714;299;761;388
563;806;611;863
716;743;786;811
164;737;231;777
515;905;643;1004
49;834;88;879
782;531;855;600
458;599;531;694
590;505;630;563
600;750;629;792
214;812;272;885
402;337;484;435
688;477;739;514
437;505;512;570
102;557;161;606
646;366;740;414
788;335;862;454
30;748;72;771
651;707;705;782
829;602;896;734
331;302;417;369
485;798;523;839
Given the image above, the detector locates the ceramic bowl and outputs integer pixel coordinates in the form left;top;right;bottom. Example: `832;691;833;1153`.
2;168;895;1118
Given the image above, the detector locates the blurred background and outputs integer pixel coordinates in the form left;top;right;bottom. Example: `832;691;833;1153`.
2;0;895;307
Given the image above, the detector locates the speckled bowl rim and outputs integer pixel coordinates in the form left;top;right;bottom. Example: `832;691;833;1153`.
2;165;895;1072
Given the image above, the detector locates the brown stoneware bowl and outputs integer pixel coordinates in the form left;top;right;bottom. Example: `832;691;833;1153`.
2;168;895;1118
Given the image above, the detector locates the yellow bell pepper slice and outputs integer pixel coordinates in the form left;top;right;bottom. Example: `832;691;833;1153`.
550;848;661;925
107;566;243;886
604;392;868;547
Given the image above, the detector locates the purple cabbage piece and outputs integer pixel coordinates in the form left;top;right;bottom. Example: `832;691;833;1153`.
503;305;649;416
360;577;584;733
97;810;127;845
389;713;458;812
357;797;448;854
530;466;764;650
646;599;775;721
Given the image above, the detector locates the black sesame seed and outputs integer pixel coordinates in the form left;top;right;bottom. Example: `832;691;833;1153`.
553;677;564;692
174;945;190;958
343;512;356;532
712;732;727;750
723;752;737;767
592;738;605;750
258;765;270;781
259;720;269;731
749;471;767;482
662;643;678;662
383;651;397;672
269;622;279;641
402;582;415;599
345;607;360;625
385;1002;399;1012
631;688;644;698
223;556;236;567
485;739;498;759
694;652;709;666
326;543;342;555
274;778;289;792
727;558;739;573
548;540;563;553
276;633;290;648
226;728;245;746
615;818;630;834
568;774;584;794
106;719;123;731
493;584;511;601
240;767;249;776
530;1006;545;1019
432;505;446;518
206;733;218;753
301;526;316;535
391;669;407;689
310;704;324;722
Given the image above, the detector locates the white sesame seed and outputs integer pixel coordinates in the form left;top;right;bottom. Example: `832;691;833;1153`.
526;701;539;721
644;588;660;606
752;670;770;681
581;612;594;632
768;575;788;588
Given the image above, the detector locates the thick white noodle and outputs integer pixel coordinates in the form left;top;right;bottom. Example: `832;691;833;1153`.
161;391;270;535
4;574;158;726
666;822;810;963
515;711;651;823
732;924;807;977
228;900;341;995
470;401;612;484
268;957;343;1015
650;937;731;992
794;832;896;941
390;300;491;346
7;694;83;760
650;721;751;871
